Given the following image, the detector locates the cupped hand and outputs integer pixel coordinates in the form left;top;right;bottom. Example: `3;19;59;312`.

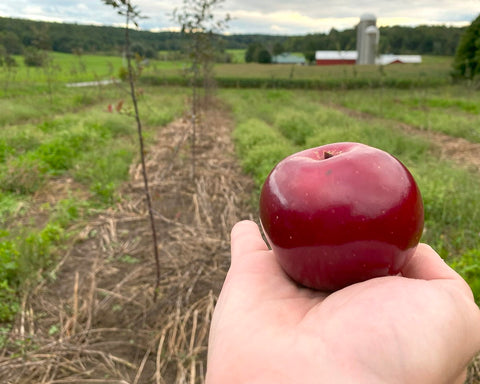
206;220;480;384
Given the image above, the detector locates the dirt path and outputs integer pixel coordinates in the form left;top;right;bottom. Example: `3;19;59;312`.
330;103;480;174
0;102;255;383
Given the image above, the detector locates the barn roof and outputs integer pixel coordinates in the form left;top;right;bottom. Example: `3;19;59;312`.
376;54;422;65
272;52;306;64
314;50;422;65
315;51;358;60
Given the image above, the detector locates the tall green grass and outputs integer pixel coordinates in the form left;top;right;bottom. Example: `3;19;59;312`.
315;86;480;142
0;86;186;214
233;118;295;185
224;88;480;302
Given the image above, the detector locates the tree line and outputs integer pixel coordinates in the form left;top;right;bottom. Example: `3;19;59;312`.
0;16;467;61
0;17;182;57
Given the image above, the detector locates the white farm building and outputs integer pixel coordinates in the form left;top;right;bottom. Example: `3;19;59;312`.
315;51;422;66
315;14;422;66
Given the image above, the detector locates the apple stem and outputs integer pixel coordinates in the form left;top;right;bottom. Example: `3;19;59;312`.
324;151;334;159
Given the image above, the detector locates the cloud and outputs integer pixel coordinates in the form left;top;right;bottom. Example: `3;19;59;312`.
225;0;477;33
228;9;359;34
0;0;477;35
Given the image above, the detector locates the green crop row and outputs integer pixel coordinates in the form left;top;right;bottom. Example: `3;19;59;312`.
0;86;186;322
233;118;296;186
140;55;454;90
141;73;452;90
224;88;480;302
315;86;480;143
0;113;135;197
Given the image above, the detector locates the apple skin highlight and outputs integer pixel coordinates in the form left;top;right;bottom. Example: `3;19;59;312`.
259;142;424;291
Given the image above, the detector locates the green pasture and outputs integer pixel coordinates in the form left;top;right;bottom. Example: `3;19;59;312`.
5;52;122;83
226;49;246;63
0;52;184;97
1;51;454;97
217;57;450;80
223;88;480;302
220;56;451;87
140;55;454;89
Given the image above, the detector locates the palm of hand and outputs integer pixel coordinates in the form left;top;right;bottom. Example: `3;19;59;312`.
207;221;480;384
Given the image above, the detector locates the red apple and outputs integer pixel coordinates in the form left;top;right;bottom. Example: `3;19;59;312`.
259;142;424;291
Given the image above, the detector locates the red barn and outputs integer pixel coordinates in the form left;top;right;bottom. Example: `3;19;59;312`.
315;51;357;65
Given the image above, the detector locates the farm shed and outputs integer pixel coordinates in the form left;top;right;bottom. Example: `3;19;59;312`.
315;50;357;65
376;54;422;65
272;52;306;64
315;51;422;66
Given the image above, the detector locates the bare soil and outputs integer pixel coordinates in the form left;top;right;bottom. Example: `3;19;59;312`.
0;99;479;383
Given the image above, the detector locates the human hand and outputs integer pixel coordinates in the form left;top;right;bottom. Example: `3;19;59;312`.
206;220;480;384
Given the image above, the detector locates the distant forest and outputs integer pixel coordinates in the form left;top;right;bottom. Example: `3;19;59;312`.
0;16;466;59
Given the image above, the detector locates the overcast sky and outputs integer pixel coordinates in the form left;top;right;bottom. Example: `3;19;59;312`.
0;0;478;35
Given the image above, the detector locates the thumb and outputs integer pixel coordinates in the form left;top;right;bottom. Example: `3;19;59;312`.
229;220;284;277
231;220;269;263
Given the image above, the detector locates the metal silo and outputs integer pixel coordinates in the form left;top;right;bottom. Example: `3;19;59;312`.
364;25;379;64
356;13;377;65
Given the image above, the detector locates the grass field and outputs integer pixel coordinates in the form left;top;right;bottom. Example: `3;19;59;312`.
1;50;480;322
217;56;450;80
315;86;480;142
0;79;186;320
0;52;184;97
226;49;246;63
2;48;480;383
141;54;455;89
2;52;453;91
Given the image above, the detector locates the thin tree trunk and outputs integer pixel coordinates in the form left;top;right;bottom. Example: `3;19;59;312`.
124;9;161;301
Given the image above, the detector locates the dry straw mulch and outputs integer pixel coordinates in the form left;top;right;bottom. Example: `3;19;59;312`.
0;102;255;383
